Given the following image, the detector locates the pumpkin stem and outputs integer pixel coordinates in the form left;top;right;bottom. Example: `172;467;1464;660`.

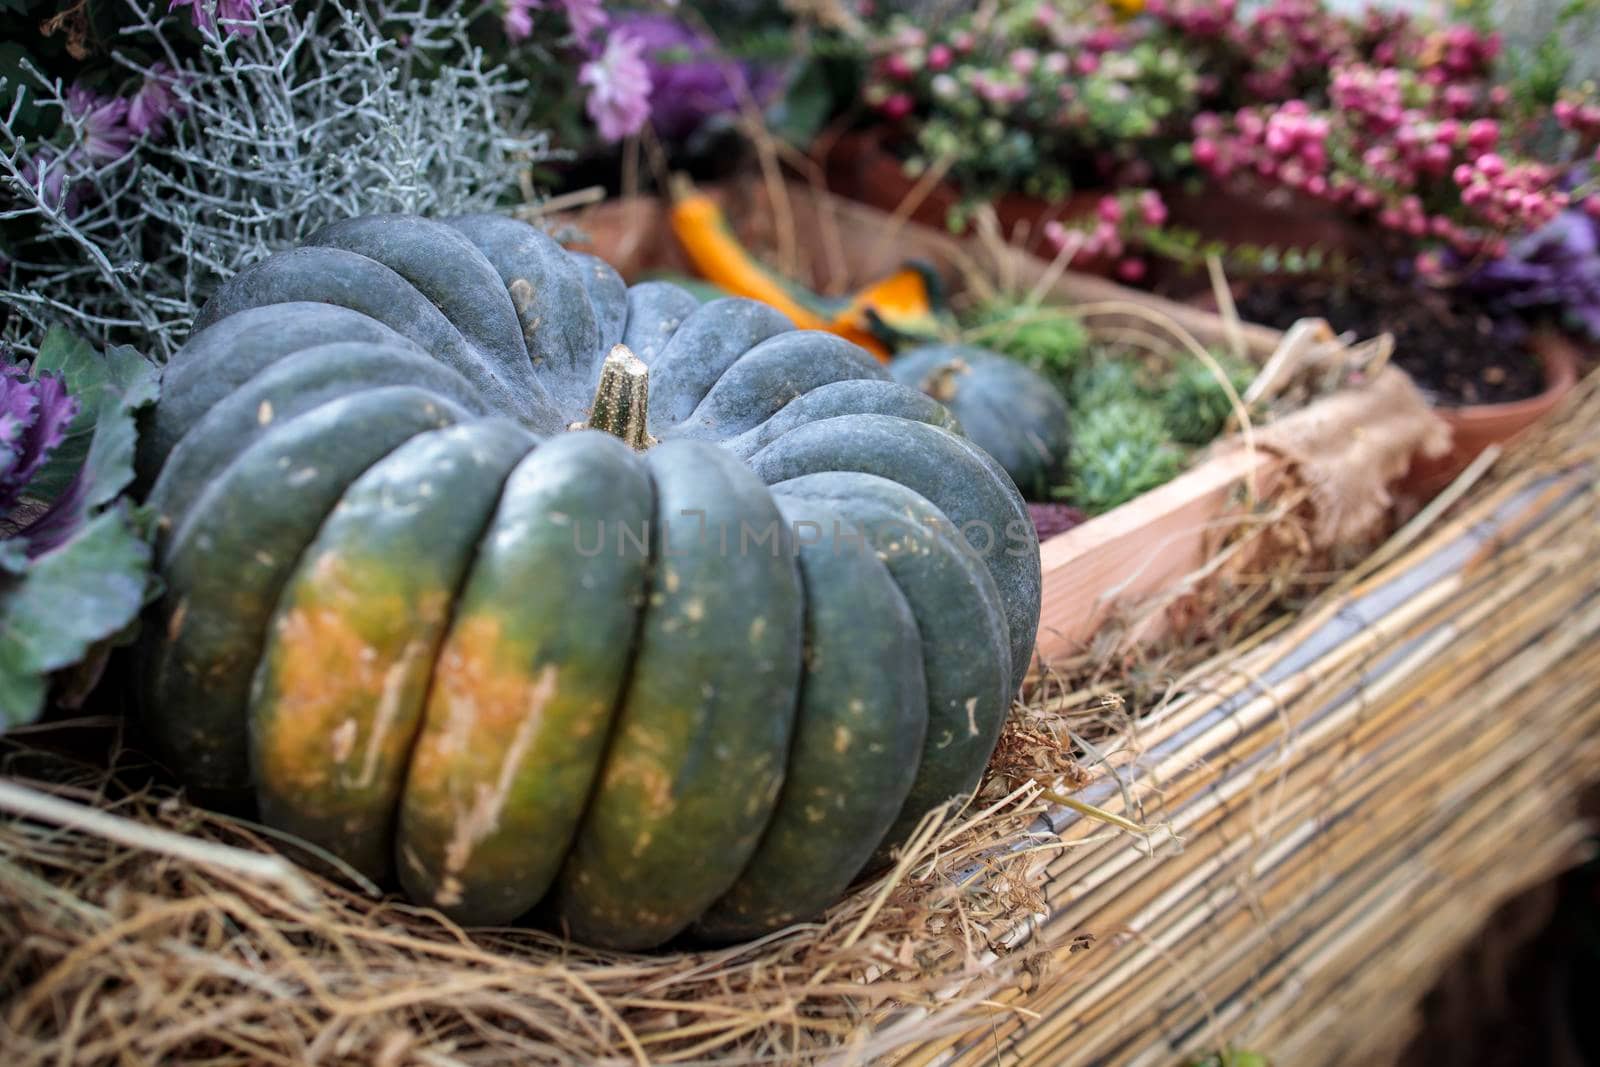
585;344;656;450
920;359;969;404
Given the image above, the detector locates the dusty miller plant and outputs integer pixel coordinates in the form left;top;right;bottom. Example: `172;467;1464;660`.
1;0;553;359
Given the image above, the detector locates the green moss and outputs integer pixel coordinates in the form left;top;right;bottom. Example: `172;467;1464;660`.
1060;398;1184;515
1069;358;1155;410
968;299;1091;388
1160;351;1257;446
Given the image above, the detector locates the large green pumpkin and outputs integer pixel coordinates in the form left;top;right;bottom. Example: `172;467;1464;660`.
137;214;1040;950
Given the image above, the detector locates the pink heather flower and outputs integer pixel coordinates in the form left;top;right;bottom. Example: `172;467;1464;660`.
67;85;131;163
503;0;536;41
884;53;915;80
128;64;181;138
1097;196;1123;224
927;44;953;71
562;0;607;39
1192;138;1218;167
169;0;262;37
580;34;653;142
1008;48;1038;76
881;92;914;120
1116;258;1146;283
1139;190;1167;226
1584;195;1600;221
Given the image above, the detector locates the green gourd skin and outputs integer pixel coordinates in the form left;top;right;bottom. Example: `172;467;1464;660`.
397;431;653;925
890;344;1072;504
693;495;927;944
769;472;1011;863
553;442;804;950
249;420;536;882
140;213;1041;949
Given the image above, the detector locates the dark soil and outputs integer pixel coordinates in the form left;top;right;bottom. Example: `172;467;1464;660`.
1233;274;1545;407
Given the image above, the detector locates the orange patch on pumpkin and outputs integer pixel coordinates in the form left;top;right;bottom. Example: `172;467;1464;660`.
256;555;447;800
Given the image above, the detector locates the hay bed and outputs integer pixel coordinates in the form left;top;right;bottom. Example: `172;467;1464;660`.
4;380;1599;1064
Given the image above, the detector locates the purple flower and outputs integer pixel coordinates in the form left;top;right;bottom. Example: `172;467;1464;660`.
562;0;608;40
169;0;263;37
581;33;653;143
17;146;72;212
67;84;132;164
1;364;79;517
129;64;182;139
613;13;785;142
502;0;537;41
1462;208;1600;340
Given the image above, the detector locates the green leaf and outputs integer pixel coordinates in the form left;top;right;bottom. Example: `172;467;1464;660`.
767;59;835;147
0;507;151;728
28;330;160;509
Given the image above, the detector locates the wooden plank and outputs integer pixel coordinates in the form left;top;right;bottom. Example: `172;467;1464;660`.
1033;449;1279;665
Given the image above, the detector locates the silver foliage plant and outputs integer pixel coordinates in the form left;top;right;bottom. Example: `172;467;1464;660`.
0;0;553;359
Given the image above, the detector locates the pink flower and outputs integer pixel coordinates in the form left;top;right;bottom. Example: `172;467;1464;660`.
1116;258;1146;283
503;0;536;41
67;84;131;163
884;53;916;80
562;0;607;39
881;92;914;120
1139;190;1167;226
128;64;181;138
580;33;652;142
1584;195;1600;221
1097;196;1123;224
169;0;262;37
927;44;953;71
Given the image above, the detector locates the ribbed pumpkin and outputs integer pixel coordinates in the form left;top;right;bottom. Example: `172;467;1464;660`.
137;214;1040;950
890;344;1072;501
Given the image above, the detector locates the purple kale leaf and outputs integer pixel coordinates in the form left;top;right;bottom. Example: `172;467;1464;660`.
1;330;158;728
1;362;81;517
1462;208;1600;342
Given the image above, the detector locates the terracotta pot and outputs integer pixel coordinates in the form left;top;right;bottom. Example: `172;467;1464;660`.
1157;182;1367;258
819;129;1116;276
1400;331;1582;497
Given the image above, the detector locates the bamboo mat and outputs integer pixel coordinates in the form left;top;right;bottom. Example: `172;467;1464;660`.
890;382;1600;1066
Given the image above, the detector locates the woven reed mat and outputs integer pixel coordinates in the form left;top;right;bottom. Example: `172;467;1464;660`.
887;371;1600;1066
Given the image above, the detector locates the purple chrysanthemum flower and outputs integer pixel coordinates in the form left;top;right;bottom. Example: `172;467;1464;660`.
562;0;608;40
1;364;80;516
169;0;263;37
66;84;132;164
17;145;72;212
502;0;537;41
129;64;182;139
581;33;653;143
611;13;786;142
